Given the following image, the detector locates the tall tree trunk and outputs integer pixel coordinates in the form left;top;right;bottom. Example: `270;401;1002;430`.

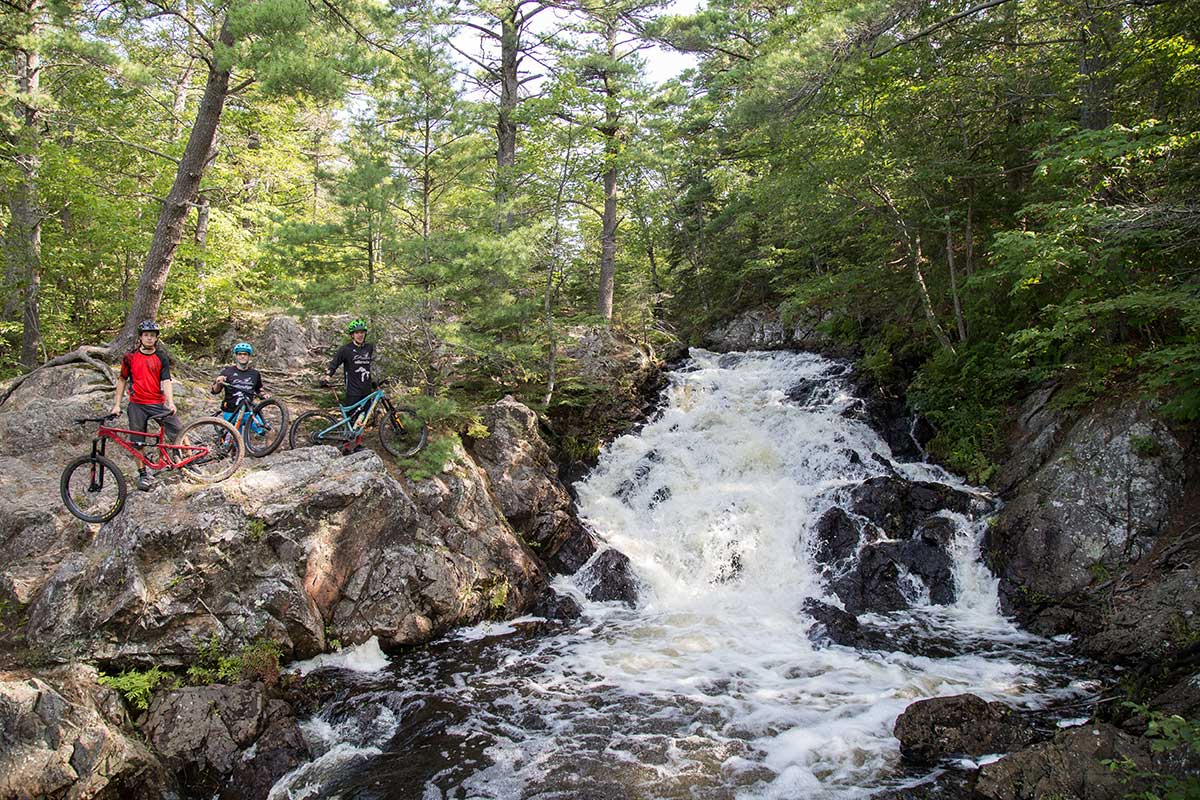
911;232;956;354
543;128;574;408
495;5;519;231
115;18;234;353
1079;0;1113;130
946;220;967;343
597;43;620;324
3;0;44;367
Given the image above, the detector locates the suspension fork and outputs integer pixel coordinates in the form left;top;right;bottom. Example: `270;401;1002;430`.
88;436;108;491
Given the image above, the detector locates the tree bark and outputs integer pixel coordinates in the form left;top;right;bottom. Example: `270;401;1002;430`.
495;5;519;230
596;27;621;324
3;0;44;368
1079;0;1113;130
114;17;234;353
946;220;967;343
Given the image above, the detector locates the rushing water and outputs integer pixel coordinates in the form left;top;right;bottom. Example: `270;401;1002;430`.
270;350;1096;800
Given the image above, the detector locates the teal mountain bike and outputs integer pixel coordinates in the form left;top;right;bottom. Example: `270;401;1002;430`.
289;385;428;458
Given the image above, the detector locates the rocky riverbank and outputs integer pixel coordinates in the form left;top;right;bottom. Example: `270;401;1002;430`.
0;318;654;799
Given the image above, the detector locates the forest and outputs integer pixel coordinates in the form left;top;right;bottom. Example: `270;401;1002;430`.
2;0;1198;478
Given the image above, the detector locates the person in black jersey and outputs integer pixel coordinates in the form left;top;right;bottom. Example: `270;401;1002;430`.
211;342;271;421
323;319;375;446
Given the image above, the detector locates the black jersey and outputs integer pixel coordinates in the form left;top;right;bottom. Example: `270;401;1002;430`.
328;342;375;397
216;365;263;412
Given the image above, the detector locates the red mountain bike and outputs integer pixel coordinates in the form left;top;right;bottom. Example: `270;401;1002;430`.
60;411;244;523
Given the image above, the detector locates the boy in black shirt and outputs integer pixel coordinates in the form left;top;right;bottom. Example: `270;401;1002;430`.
212;342;270;419
324;318;375;409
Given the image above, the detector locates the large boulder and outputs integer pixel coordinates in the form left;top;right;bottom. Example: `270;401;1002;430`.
468;396;586;568
0;664;175;799
893;693;1034;764
818;478;983;614
12;443;545;666
985;398;1189;636
143;682;307;800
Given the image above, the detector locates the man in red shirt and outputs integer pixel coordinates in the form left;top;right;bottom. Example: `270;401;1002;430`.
109;319;181;491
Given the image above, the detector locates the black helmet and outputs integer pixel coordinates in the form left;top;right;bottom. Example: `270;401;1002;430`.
138;320;161;332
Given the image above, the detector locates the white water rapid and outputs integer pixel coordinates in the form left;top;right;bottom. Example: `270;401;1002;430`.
270;350;1093;800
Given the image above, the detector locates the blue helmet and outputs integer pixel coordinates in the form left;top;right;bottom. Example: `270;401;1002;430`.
233;342;254;355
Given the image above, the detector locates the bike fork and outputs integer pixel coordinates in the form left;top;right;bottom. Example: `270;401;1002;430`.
88;438;106;492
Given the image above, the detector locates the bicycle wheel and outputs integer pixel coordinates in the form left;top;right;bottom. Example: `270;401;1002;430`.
176;417;244;483
290;410;338;450
245;398;290;457
60;454;127;523
380;405;428;458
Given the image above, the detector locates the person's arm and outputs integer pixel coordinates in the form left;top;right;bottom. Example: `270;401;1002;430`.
211;370;227;395
327;345;346;378
256;372;270;399
158;349;177;414
110;376;126;415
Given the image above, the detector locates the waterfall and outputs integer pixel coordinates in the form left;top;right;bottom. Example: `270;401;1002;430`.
270;350;1087;800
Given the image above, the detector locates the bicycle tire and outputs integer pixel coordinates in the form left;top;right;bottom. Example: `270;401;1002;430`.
177;417;244;483
379;405;428;458
290;410;337;450
60;454;127;523
245;398;290;457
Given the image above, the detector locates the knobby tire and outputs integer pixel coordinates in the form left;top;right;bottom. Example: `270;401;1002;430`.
60;454;127;523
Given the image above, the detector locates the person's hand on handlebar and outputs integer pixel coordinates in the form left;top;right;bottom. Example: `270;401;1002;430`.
320;376;332;388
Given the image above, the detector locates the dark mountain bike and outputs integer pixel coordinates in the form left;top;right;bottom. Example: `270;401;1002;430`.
220;393;290;457
289;385;427;459
61;411;243;523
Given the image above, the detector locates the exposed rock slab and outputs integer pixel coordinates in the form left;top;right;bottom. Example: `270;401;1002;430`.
986;399;1188;636
893;693;1033;764
469;396;586;569
13;444;545;665
144;682;306;800
974;723;1156;800
0;665;175;799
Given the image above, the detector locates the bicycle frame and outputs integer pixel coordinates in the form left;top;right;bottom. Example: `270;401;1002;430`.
96;423;210;471
316;389;389;441
223;399;267;436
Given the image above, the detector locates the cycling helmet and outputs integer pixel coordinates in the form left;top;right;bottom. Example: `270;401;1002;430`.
233;342;254;355
138;319;161;332
347;319;368;333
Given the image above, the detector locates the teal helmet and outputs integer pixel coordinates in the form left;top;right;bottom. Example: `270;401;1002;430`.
233;342;253;355
347;319;368;334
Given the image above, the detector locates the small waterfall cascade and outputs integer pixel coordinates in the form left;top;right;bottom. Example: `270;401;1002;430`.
270;350;1093;800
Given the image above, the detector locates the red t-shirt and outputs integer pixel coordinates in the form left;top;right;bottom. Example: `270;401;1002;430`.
120;348;172;405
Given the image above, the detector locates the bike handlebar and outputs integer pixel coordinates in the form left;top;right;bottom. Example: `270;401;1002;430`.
75;413;119;425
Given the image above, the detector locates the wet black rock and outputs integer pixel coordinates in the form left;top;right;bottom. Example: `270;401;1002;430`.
832;546;910;614
849;476;976;539
803;599;889;650
530;588;584;622
893;694;1034;764
614;449;663;505
785;378;824;407
831;536;956;613
648;486;672;509
144;682;308;800
545;526;598;575
582;549;639;605
812;507;861;565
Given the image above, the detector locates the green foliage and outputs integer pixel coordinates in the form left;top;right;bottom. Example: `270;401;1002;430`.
186;635;283;687
1106;704;1200;800
97;666;178;710
397;432;460;481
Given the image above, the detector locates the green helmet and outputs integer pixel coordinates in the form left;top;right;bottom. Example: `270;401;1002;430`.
347;319;368;334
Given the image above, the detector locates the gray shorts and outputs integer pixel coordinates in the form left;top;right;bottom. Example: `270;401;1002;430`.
127;402;182;446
